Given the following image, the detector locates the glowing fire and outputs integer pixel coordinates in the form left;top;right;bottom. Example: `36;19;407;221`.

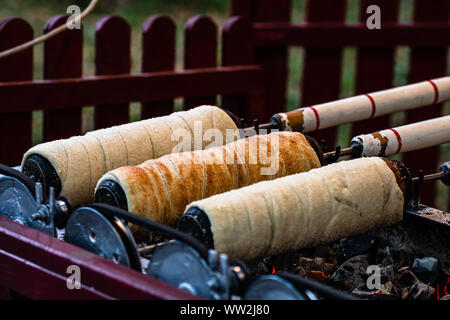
445;279;450;296
272;266;276;275
437;284;440;300
308;271;326;281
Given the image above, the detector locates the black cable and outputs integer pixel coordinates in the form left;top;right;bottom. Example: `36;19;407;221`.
278;272;358;300
89;203;210;261
0;163;39;199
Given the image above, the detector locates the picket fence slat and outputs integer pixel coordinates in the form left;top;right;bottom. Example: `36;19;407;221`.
142;15;176;119
43;15;83;142
0;18;33;166
94;16;131;129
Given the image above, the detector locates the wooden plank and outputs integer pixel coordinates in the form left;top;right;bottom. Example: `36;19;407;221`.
222;16;256;120
302;0;347;150
94;16;131;129
184;16;218;109
43;15;83;142
352;0;400;137
0;18;33;166
230;0;254;20
0;216;199;300
242;0;291;122
252;22;450;47
0;249;113;300
231;0;292;22
142;15;176;119
0;66;263;113
403;0;449;207
0;285;11;300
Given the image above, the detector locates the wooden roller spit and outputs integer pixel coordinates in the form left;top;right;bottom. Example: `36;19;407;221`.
95;132;322;227
271;77;450;132
20;106;238;206
350;115;450;157
180;157;411;261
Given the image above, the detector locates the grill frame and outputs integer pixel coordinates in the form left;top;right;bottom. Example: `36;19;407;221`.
0;215;200;300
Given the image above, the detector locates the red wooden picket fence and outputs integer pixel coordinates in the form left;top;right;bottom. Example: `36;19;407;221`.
0;0;449;208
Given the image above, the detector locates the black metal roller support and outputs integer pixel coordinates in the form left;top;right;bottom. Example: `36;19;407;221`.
349;139;364;158
304;135;326;166
22;155;62;198
268;114;285;131
53;196;72;230
0;163;38;199
439;162;450;186
220;107;244;129
90;203;209;261
243;275;307;300
0;176;55;236
277;272;357;300
94;180;128;211
64;206;141;271
147;241;229;299
228;259;250;296
178;207;214;250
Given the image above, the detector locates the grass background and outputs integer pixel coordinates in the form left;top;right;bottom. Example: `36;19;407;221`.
0;0;449;208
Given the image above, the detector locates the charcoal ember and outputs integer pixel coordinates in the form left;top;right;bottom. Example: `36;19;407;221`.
411;257;438;284
351;282;400;300
245;258;270;277
396;268;417;287
350;280;397;299
295;257;337;276
376;265;397;289
331;255;369;292
295;257;315;274
441;295;450;300
409;281;435;300
395;268;435;300
351;285;379;298
379;265;395;279
401;287;409;299
440;261;450;277
376;246;395;266
380;280;395;296
341;235;378;263
412;257;438;273
308;270;327;282
269;253;302;274
389;248;414;269
313;245;333;258
296;265;307;277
